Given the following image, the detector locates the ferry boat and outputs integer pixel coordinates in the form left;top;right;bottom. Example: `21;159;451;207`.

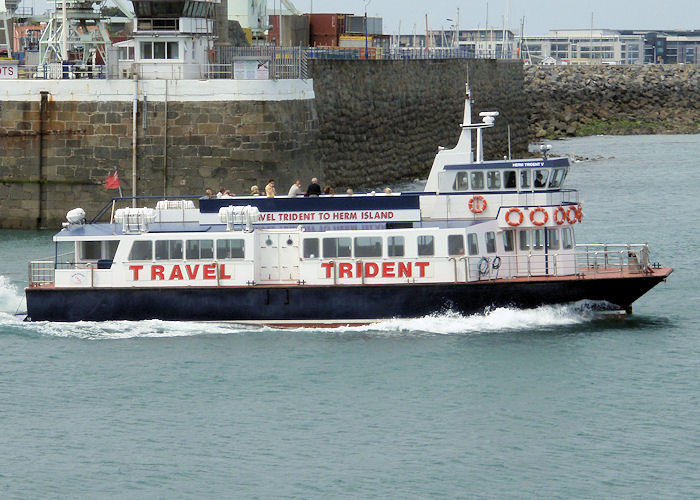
25;88;672;325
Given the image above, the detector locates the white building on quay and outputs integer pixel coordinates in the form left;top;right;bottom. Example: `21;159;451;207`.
520;29;645;65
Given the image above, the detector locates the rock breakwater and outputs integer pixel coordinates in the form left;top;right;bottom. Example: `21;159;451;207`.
524;65;700;139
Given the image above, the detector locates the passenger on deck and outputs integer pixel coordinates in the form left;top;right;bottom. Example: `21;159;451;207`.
265;179;276;197
323;185;335;195
346;188;354;196
250;185;260;196
306;178;321;197
384;187;392;195
216;188;226;198
288;179;303;197
220;190;234;198
201;188;214;199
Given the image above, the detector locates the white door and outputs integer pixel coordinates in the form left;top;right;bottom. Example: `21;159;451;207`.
278;233;300;282
257;233;300;283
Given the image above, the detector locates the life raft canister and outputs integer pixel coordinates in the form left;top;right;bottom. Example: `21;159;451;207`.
566;206;578;224
553;206;566;225
530;206;549;226
469;195;487;214
505;207;524;226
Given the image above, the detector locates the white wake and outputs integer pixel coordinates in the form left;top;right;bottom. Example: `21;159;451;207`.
0;295;606;340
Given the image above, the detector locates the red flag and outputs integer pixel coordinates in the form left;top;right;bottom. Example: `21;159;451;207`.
105;171;120;189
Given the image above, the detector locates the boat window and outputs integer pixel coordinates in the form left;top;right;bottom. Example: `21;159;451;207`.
186;239;214;259
548;168;567;188
520;170;531;189
519;230;530;251
323;237;351;258
452;172;469;191
387;236;405;257
485;232;496;253
155;240;183;260
486;171;501;190
562;228;573;249
217;239;245;259
417;235;434;256
129;240;152;261
470;171;485;190
533;229;544;250
504;170;516;189
547;228;560;250
534;169;549;188
303;238;319;258
107;241;119;259
80;241;103;260
448;234;465;256
467;233;479;256
503;230;515;252
355;237;382;258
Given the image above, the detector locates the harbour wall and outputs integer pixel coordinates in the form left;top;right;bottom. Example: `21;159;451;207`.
0;59;527;229
525;65;700;138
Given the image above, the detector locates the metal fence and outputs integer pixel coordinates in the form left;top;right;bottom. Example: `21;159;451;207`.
12;45;499;80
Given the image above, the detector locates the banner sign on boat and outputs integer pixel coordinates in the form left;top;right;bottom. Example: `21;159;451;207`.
255;209;420;224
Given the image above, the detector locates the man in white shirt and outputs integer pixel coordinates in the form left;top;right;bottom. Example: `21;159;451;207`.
288;179;303;197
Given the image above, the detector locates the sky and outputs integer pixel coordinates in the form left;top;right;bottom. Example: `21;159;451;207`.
304;0;699;35
21;0;699;36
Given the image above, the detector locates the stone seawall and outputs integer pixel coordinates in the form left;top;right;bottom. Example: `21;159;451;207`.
310;59;528;188
525;65;700;138
0;60;527;229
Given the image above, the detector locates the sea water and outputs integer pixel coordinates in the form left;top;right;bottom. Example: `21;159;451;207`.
0;135;698;498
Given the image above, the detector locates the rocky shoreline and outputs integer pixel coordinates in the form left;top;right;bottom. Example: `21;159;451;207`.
524;65;700;139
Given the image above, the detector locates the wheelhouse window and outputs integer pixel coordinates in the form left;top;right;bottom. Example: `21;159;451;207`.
323;237;351;258
467;233;479;256
80;241;102;260
519;230;530;251
129;240;152;261
448;234;465;256
452;172;469;191
470;171;485;190
548;168;567;188
303;238;319;258
417;235;434;256
217;239;245;259
503;230;515;252
534;169;549;188
547;228;560;250
504;170;516;189
486;170;501;190
520;170;531;189
562;228;574;249
186;239;214;259
156;240;183;260
354;237;382;258
387;236;405;257
485;232;496;253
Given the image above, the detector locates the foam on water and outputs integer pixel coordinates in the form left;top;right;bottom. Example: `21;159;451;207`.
0;275;24;315
0;299;606;340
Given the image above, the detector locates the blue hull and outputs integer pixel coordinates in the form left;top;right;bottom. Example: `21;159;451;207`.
25;272;670;322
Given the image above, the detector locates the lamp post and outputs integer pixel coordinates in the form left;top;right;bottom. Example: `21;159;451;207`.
364;0;371;58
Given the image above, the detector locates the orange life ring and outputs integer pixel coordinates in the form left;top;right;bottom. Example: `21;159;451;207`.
530;206;549;226
468;195;487;214
553;206;566;225
505;207;524;226
576;204;584;223
566;206;578;224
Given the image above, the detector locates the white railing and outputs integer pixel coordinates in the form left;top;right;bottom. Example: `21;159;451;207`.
28;252;76;286
575;244;651;275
